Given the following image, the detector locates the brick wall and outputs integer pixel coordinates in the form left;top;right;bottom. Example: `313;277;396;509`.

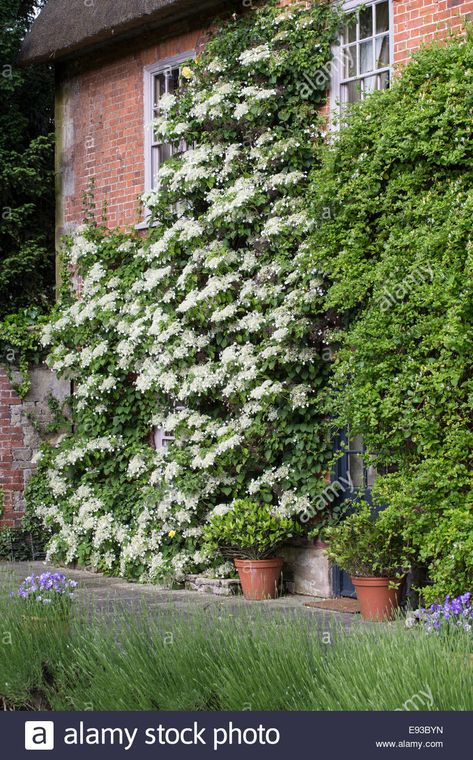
0;367;70;527
393;0;473;65
0;369;24;526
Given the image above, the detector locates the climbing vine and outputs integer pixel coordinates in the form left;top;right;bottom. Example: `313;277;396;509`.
28;1;343;582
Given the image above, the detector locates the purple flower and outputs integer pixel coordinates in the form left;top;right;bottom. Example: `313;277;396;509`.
417;592;473;634
10;572;78;609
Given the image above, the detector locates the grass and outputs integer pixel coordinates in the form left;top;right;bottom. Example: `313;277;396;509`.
0;598;472;711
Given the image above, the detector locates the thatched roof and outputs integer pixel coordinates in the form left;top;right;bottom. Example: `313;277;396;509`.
20;0;229;64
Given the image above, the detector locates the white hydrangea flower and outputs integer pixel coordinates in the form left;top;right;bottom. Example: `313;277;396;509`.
127;455;148;478
238;44;271;66
234;102;249;120
159;92;177;112
207;57;226;73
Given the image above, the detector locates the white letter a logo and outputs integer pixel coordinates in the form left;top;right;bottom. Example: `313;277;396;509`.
25;721;55;751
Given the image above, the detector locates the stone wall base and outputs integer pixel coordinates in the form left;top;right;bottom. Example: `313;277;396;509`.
0;365;70;526
281;541;333;598
185;575;241;596
186;543;333;599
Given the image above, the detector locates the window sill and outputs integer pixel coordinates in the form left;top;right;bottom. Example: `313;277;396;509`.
135;216;159;231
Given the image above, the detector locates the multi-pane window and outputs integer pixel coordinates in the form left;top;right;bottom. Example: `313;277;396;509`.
339;0;391;106
150;65;181;189
153;407;185;451
144;53;193;198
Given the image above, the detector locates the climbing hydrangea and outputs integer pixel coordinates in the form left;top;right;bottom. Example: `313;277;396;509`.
28;1;343;583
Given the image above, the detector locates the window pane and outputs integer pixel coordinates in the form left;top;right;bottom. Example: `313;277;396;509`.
153;73;166;109
360;40;373;74
165;66;180;94
172;67;180;92
367;463;378;489
375;34;390;68
174;138;188;158
376;1;390;34
349;452;364;489
344;45;357;78
344;80;362;103
162;66;172;93
155;66;180;109
359;7;373;39
349;434;364;452
151;146;161;187
160;143;173;163
151;144;174;186
343;13;357;43
362;74;377;96
378;70;390;90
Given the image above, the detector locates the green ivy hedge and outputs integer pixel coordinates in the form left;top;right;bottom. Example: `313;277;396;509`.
308;30;473;602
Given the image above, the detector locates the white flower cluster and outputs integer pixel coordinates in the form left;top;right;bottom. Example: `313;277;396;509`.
238;44;272;66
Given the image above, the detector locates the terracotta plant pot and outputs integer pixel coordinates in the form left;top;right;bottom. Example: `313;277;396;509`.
234;558;284;601
351;576;402;621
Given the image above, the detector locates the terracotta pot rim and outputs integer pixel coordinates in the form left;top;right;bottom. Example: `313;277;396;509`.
351;575;401;585
234;558;283;567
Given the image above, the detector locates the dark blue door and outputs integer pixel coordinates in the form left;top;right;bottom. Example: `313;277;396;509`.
331;432;378;597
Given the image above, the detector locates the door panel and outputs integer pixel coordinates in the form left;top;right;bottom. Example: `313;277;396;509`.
331;431;375;597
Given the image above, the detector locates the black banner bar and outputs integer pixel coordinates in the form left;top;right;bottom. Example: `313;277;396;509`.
1;711;469;759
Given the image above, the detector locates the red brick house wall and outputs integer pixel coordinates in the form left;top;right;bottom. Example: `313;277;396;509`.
57;28;208;235
0;367;70;528
3;0;473;530
393;0;473;65
55;1;473;234
0;369;25;527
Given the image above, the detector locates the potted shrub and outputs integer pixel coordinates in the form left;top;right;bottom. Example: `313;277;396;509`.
324;503;411;621
204;499;302;600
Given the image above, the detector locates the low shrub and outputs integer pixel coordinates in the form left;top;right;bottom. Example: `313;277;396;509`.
203;498;303;560
324;503;411;578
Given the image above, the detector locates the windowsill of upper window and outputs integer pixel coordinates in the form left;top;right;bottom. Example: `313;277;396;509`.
135;216;159;231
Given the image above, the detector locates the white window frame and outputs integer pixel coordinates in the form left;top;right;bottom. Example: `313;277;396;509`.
330;0;393;128
139;51;194;228
153;426;176;450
